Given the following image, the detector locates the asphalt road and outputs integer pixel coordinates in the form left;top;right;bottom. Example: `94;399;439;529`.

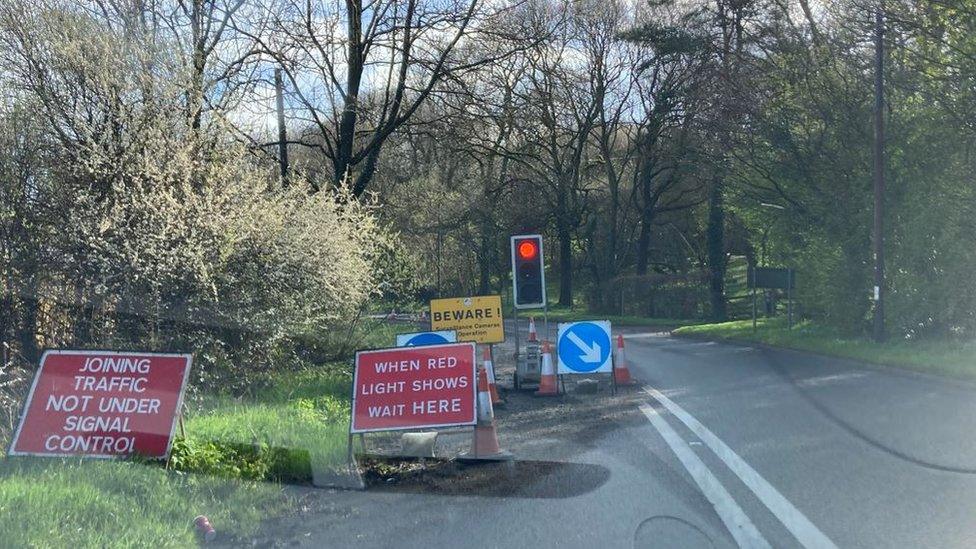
257;323;976;548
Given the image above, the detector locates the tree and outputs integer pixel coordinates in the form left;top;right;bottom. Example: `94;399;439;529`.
243;0;531;196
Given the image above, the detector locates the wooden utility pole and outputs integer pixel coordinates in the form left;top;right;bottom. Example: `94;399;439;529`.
275;68;289;187
872;4;886;342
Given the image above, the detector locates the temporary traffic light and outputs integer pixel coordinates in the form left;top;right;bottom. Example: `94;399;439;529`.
511;234;546;309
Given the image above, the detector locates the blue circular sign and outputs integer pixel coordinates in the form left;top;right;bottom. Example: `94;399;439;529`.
558;322;611;373
405;332;450;346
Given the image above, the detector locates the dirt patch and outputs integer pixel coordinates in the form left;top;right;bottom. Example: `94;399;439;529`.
359;456;610;498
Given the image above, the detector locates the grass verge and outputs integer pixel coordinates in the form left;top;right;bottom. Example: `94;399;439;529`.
0;346;366;547
0;457;287;547
673;318;976;381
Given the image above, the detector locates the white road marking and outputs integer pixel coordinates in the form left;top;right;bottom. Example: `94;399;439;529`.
643;385;839;549
639;403;772;549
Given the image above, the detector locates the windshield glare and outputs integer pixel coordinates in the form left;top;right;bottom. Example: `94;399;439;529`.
1;0;975;546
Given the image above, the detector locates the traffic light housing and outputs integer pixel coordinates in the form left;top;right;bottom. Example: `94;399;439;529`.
511;234;546;309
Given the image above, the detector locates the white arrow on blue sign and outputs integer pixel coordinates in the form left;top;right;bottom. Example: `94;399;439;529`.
395;330;458;347
556;320;612;374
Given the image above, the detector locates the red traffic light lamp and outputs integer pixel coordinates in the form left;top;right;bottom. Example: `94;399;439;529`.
517;240;538;260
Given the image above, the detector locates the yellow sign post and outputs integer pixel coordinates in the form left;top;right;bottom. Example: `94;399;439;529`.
430;296;505;344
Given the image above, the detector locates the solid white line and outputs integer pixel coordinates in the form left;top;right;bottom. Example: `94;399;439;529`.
639;403;772;549
643;386;839;549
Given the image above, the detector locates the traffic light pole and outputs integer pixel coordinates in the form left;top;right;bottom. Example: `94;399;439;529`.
543;305;549;344
513;304;520;364
872;1;886;343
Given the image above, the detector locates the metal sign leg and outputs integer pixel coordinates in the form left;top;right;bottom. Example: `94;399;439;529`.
513;306;520;363
752;286;757;331
787;274;793;330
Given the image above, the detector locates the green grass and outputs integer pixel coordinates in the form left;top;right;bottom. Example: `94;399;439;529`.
298;319;406;360
358;320;416;349
538;307;703;328
0;457;287;547
0;364;357;547
725;256;754;318
674;318;976;381
181;367;353;478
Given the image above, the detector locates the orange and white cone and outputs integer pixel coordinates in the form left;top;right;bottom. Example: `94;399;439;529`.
527;317;538;342
483;347;502;405
534;341;559;396
613;334;637;386
465;367;510;459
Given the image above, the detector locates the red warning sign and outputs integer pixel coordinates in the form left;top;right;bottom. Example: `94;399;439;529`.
9;350;192;459
351;343;477;433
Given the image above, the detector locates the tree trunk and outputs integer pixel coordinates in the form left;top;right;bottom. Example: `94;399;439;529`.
189;0;206;132
17;296;39;365
275;68;289;187
555;173;573;307
706;176;727;321
635;151;656;276
478;213;492;295
558;222;572;307
607;181;619;276
336;0;364;189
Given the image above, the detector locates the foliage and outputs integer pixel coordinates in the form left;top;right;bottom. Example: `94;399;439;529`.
0;3;386;401
730;0;976;337
175;358;376;482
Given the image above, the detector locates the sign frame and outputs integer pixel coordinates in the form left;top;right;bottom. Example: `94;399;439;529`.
350;342;478;434
8;348;193;460
556;320;613;375
429;295;505;344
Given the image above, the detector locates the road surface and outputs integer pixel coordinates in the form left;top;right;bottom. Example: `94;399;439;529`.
251;324;976;548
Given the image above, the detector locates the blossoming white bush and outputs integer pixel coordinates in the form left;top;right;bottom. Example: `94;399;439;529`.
0;4;386;386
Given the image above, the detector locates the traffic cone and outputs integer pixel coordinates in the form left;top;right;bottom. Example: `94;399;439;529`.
527;317;538;342
534;341;559;396
483;347;502;405
613;334;637;386
464;367;511;459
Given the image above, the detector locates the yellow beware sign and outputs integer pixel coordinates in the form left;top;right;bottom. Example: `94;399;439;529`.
430;295;505;344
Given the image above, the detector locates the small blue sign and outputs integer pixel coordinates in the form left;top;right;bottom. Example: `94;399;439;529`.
557;321;612;374
396;330;458;347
